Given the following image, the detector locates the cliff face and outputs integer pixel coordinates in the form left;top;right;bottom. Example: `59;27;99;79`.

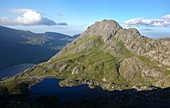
1;20;170;93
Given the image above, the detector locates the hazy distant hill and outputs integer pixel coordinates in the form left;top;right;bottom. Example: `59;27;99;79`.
0;25;77;69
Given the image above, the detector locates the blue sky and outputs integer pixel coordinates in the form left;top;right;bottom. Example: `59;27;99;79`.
0;0;170;38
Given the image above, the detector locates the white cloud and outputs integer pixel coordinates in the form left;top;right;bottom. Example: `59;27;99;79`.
15;9;41;25
124;14;170;27
0;9;67;26
163;14;170;20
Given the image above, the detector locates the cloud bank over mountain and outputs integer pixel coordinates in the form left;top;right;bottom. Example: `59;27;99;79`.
0;9;67;26
124;14;170;27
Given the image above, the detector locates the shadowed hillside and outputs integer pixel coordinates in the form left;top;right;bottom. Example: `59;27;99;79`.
0;25;77;69
0;86;170;108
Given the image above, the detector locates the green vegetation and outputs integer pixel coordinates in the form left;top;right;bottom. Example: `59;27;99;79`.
59;36;103;57
164;70;170;75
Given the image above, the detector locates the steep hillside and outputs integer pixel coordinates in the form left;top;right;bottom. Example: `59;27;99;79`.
0;25;76;69
0;20;170;94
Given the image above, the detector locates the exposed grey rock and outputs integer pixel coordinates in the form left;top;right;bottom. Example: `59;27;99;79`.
43;70;47;74
141;68;163;78
85;79;95;86
47;63;58;69
114;28;170;66
81;20;122;43
119;57;144;81
155;75;170;87
59;64;69;73
72;66;84;74
72;67;80;74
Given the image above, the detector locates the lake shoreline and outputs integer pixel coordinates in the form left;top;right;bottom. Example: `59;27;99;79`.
0;63;35;80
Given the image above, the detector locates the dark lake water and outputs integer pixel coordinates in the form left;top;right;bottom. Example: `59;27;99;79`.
0;64;106;101
0;63;35;80
30;78;105;101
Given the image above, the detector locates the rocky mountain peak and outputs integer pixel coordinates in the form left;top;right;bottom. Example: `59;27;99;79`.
86;19;122;33
81;19;122;42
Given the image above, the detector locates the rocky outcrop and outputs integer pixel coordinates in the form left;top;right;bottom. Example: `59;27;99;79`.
156;75;170;87
141;68;163;78
59;64;69;73
72;66;84;74
113;28;170;66
119;57;144;81
81;20;122;42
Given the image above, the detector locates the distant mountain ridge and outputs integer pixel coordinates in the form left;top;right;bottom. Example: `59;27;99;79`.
0;25;77;69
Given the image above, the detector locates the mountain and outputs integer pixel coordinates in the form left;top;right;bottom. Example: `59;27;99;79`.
0;19;170;107
0;25;76;69
0;19;170;93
